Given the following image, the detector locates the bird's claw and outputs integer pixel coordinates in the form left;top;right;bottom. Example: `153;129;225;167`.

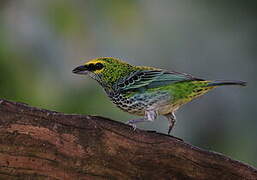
126;120;137;131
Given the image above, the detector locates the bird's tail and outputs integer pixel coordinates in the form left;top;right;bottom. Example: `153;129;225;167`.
206;80;247;87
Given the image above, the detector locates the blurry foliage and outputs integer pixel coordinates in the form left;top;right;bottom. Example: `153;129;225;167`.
93;0;140;29
0;33;37;103
47;0;85;36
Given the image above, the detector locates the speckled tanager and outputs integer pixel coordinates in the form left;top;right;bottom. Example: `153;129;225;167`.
73;57;246;134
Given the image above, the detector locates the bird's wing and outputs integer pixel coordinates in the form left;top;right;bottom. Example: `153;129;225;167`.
114;70;202;92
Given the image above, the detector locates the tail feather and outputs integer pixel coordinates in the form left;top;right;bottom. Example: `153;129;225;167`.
207;80;247;87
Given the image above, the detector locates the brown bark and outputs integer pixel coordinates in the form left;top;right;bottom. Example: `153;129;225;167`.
0;99;256;180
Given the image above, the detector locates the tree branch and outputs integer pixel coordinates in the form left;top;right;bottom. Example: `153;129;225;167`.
0;99;256;179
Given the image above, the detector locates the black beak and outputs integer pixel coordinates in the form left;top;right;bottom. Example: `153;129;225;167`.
72;65;88;74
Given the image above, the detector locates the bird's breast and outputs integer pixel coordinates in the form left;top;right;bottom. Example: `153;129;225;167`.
108;93;146;116
108;90;172;116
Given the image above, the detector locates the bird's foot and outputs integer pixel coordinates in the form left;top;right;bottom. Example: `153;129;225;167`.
126;120;137;131
126;118;147;131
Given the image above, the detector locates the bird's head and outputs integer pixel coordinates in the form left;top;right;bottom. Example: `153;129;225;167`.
72;57;135;86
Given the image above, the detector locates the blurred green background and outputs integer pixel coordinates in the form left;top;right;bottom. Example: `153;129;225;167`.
0;0;256;167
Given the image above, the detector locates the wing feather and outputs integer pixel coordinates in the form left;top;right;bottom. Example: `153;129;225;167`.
114;70;203;92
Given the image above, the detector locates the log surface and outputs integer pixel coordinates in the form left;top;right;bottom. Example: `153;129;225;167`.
0;99;256;180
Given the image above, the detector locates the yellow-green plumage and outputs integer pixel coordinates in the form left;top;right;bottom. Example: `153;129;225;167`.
146;81;214;114
73;57;246;134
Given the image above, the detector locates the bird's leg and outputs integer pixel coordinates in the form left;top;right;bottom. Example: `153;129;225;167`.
165;112;176;134
126;110;157;130
126;118;147;130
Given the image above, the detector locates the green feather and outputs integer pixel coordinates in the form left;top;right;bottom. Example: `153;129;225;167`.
115;69;200;92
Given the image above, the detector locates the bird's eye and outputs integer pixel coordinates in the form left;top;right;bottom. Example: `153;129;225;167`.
95;63;104;70
88;63;95;71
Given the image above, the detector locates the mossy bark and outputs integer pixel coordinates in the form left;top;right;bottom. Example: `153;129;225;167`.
0;99;256;180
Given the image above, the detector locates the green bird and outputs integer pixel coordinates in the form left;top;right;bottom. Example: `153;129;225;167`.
72;57;246;134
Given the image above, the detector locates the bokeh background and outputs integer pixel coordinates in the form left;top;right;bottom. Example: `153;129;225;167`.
0;0;256;167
